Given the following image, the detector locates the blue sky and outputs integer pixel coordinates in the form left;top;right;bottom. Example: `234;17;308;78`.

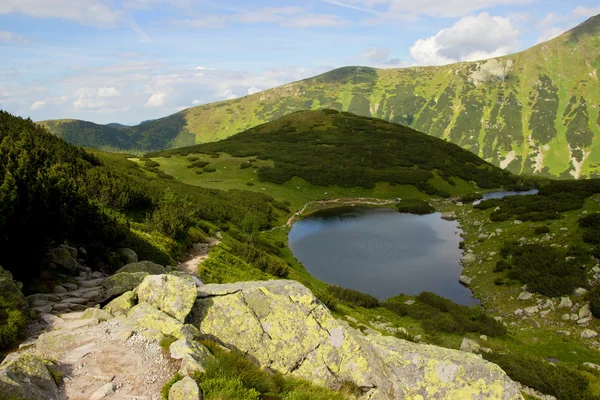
1;0;599;125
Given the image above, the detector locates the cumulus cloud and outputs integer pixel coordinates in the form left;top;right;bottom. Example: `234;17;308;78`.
572;5;600;18
247;87;261;95
360;47;391;62
145;92;167;108
0;0;122;28
30;100;46;110
409;13;520;66
98;87;121;97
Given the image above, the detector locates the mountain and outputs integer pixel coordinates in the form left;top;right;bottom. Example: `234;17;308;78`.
41;15;600;177
152;109;521;193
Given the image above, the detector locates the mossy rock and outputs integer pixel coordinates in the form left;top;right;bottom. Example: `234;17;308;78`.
104;291;137;315
0;353;59;399
137;274;197;322
116;260;165;275
102;272;148;299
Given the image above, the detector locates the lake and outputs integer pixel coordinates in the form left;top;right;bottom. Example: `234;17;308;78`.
288;207;478;305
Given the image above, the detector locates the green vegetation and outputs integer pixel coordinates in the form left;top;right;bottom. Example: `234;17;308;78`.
151;110;520;193
327;285;380;308
40;16;600;177
395;199;435;214
161;341;354;400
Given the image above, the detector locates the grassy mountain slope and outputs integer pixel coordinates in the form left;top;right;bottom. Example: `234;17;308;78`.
40;15;600;178
148;109;523;197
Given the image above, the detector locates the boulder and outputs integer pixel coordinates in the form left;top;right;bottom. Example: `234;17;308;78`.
104;290;137;315
59;243;78;258
170;339;214;375
116;260;165;275
579;304;592;319
102;271;148;299
116;248;138;264
524;306;539;317
137;274;197;322
0;353;59;400
460;338;480;353
441;212;457;221
169;376;202;400
581;329;598;339
47;247;79;272
89;382;116;400
559;297;573;308
517;291;533;300
459;275;473;286
584;362;600;371
82;307;114;322
127;302;192;340
461;253;477;264
191;280;522;400
574;287;588;296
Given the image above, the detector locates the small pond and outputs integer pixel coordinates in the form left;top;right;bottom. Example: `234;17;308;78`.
472;189;539;205
288;207;478;305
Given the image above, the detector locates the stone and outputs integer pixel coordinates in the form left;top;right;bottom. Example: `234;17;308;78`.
104;290;137;315
461;253;476;264
102;271;148;299
514;309;524;316
89;382;116;400
79;278;104;288
574;287;588;296
581;329;598;339
559;297;573;308
47;247;80;272
62;282;78;291
561;313;571;321
542;299;555;310
127;302;189;340
116;260;166;275
518;291;533;300
116;248;138;264
137;274;197;322
441;211;457;221
556;331;571;336
0;266;29;318
169;376;201;400
459;275;473;286
540;310;551;318
571;314;580;321
514;220;523;225
82;307;114;322
524;306;539;317
579;304;592;319
593;266;600;274
584;362;600;371
191;280;521;399
578;317;593;325
53;285;67;294
479;335;488;341
404;300;415;305
0;353;59;400
460;338;480;353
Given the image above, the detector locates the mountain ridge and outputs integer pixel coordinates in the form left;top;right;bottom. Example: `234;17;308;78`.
40;14;600;177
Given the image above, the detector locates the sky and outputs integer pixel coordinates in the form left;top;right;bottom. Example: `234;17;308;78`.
1;0;599;125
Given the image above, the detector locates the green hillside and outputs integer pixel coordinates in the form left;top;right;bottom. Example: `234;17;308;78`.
40;15;600;177
148;109;523;198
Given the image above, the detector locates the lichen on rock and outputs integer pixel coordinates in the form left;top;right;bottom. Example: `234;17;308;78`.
116;260;166;275
0;353;59;400
191;280;522;400
137;274;197;322
102;271;148;299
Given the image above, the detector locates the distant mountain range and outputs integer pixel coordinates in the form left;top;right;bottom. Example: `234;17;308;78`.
39;15;600;178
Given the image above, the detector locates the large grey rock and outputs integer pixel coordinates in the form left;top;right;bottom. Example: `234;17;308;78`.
47;247;80;272
459;275;473;286
579;304;592;319
137;274;197;322
461;253;477;264
116;260;165;275
127;302;195;341
102;271;148;299
169;339;214;375
524;306;539;317
169;376;202;400
116;248;138;264
104;290;137;315
581;329;598;339
0;353;59;400
191;280;522;400
460;338;480;353
559;297;573;308
517;291;533;300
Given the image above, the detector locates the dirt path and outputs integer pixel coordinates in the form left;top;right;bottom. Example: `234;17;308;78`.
177;237;221;274
278;197;396;229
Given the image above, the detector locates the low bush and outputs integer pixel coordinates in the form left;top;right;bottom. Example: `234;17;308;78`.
534;225;550;234
458;193;483;203
189;161;209;169
580;213;600;245
395;199;435;215
240;162;252;169
590;286;600;318
246;182;254;186
326;285;380;308
483;352;590;400
203;166;217;173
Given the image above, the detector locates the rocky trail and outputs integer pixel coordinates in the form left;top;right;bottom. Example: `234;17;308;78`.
177;237;221;275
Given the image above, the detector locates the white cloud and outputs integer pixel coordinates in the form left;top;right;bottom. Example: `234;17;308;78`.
284;13;350;27
0;0;122;28
73;93;106;110
97;87;121;97
360;47;391;62
324;0;535;19
410;12;520;66
0;30;29;44
536;27;566;43
30;100;46;110
572;5;600;18
247;86;261;95
192;99;202;105
145;92;166;108
180;16;229;28
234;7;303;24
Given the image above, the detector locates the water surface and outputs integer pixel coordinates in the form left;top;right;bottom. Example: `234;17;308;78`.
288;207;477;305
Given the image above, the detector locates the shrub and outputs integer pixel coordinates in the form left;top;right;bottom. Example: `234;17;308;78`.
483;352;589;400
395;199;435;215
240;162;252;169
144;160;160;168
246;182;254;186
590;286;600;318
187;156;199;162
458;193;483;203
188;161;209;169
534;225;550;234
494;260;512;273
203;166;217;173
326;285;380;308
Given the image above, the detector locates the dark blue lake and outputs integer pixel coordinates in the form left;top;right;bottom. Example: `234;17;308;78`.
288;207;478;305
